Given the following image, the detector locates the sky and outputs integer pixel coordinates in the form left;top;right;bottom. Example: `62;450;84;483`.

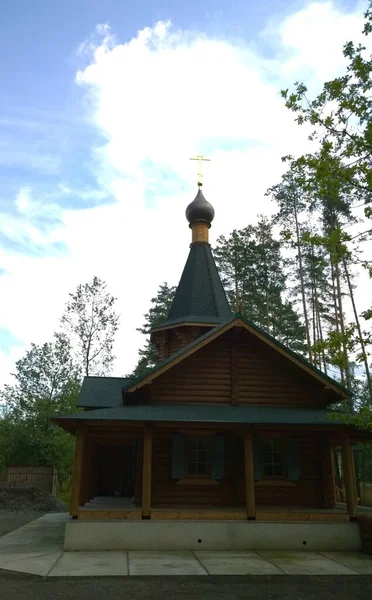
0;0;370;385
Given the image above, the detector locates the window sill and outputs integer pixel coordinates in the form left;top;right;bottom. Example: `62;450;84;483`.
255;480;297;487
176;478;219;486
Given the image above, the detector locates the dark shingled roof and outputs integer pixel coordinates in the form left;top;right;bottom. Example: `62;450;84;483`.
54;404;349;426
77;376;135;408
164;242;232;326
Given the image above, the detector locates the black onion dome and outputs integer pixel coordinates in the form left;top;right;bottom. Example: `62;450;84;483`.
186;188;215;226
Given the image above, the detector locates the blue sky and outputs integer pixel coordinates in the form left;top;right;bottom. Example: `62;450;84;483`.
0;0;369;382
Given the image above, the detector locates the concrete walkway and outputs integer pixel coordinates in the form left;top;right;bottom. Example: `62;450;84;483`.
1;514;372;577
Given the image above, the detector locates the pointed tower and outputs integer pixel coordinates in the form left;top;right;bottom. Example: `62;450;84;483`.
151;182;232;360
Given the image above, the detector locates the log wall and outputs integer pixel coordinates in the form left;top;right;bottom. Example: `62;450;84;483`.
151;329;324;407
154;326;211;362
134;429;327;509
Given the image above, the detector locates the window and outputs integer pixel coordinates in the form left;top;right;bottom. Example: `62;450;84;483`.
263;439;284;477
186;436;209;476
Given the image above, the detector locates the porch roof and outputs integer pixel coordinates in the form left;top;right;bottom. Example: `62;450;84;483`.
53;403;349;426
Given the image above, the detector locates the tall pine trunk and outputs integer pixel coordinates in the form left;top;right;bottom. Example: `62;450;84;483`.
342;256;372;401
294;203;313;363
330;258;345;387
334;257;353;409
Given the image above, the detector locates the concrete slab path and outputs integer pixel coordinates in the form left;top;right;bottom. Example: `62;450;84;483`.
0;513;67;576
1;513;372;577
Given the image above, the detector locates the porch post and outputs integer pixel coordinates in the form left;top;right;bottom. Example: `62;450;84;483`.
70;426;85;518
244;432;256;520
341;434;357;520
142;424;153;519
350;446;359;506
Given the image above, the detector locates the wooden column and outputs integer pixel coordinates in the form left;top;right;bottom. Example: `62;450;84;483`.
341;435;357;520
351;446;359;506
244;432;256;520
142;424;153;519
321;437;336;509
70;427;85;518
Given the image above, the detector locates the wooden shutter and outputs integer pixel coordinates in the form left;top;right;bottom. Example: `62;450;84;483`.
287;437;301;481
171;434;185;479
211;435;225;480
253;436;264;481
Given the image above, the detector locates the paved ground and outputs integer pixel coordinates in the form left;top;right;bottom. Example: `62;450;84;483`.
0;511;44;537
0;513;372;578
1;572;372;600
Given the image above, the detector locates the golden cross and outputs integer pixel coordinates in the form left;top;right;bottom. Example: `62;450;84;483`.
190;154;210;186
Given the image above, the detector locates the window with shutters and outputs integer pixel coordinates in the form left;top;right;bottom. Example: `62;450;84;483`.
263;439;284;477
185;436;210;476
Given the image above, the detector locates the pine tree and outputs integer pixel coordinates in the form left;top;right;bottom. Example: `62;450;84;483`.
132;283;176;376
214;217;307;354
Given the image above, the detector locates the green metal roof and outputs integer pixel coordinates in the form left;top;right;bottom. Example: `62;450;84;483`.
77;376;135;408
160;242;232;328
54;404;349;425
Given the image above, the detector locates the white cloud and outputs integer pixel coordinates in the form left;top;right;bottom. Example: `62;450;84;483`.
0;1;371;385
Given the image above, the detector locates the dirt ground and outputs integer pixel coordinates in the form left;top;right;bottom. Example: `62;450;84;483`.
0;572;371;600
0;511;44;538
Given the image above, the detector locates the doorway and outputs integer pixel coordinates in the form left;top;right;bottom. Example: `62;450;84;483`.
97;441;137;498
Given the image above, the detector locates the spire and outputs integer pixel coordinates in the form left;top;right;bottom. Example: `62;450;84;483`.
186;187;215;243
151;157;232;339
160;178;231;327
187;155;214;243
166;241;232;325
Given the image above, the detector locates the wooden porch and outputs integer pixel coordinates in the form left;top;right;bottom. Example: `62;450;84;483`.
70;423;370;522
77;502;372;522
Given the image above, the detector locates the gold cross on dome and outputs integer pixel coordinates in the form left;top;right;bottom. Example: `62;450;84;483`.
190;154;210;186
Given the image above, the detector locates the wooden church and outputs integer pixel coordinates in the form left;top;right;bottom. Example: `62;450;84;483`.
54;175;372;526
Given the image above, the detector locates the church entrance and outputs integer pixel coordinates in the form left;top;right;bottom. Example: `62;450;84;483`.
97;441;137;498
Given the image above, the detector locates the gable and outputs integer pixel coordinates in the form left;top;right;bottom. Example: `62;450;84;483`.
150;327;326;407
127;316;349;400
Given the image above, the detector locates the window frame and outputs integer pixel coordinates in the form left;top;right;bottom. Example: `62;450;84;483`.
184;435;212;479
262;438;287;480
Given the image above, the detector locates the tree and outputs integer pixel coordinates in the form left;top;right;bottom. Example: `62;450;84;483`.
0;333;80;472
276;3;372;417
281;2;372;361
132;282;176;376
281;1;372;200
267;165;314;362
61;276;119;377
214;217;307;354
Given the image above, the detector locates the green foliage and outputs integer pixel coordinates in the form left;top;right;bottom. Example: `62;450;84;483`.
0;333;81;473
279;2;372;419
61;276;119;376
214;217;307;354
132;282;176;376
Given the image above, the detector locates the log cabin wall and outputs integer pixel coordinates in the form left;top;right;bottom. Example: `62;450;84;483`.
150;328;325;407
134;430;234;506
153;326;212;362
234;431;324;508
134;429;327;509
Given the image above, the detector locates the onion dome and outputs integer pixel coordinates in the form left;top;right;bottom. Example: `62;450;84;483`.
186;188;215;227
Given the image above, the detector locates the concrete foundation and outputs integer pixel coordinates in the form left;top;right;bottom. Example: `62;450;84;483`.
64;520;361;552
